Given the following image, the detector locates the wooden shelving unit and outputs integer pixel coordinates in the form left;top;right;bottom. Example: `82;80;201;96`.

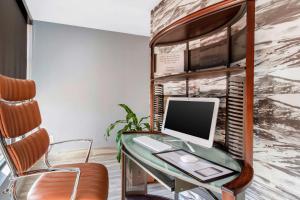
153;66;245;83
149;0;255;199
150;0;246;47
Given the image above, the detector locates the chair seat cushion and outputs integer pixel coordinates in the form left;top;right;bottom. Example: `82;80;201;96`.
27;163;109;200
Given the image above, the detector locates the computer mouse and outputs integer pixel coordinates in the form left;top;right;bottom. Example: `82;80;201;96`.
180;154;199;163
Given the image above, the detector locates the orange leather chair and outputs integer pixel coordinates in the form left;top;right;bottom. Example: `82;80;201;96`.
0;75;109;200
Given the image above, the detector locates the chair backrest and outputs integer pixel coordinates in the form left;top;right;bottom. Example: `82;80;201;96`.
0;75;50;175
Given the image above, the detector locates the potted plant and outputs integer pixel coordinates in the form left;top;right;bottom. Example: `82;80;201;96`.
105;104;150;162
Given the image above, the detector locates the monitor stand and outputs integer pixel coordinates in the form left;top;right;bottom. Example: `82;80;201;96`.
183;141;196;153
162;139;196;153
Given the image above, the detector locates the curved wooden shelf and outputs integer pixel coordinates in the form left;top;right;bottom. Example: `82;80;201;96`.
153;66;245;83
222;162;254;195
150;0;246;47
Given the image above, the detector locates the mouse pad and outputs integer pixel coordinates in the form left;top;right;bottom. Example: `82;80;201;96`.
153;149;238;182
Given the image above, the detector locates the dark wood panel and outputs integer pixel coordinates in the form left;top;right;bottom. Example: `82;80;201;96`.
16;0;31;24
0;0;28;79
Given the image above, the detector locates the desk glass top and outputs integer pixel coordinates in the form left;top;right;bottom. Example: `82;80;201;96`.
122;133;242;194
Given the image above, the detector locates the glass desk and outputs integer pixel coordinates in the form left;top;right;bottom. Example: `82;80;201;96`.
121;133;243;200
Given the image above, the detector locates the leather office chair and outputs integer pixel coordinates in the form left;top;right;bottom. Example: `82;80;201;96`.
0;75;109;200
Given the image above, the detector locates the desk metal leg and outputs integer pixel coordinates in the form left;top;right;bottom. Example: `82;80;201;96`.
222;191;245;200
174;192;179;200
236;192;245;200
174;178;198;200
122;151;147;199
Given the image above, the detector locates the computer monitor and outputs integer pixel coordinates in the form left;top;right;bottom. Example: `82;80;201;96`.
162;97;220;148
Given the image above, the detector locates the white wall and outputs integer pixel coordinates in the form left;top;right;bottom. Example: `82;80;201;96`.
32;21;150;148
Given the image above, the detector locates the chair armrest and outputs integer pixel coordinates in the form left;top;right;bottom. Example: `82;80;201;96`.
20;167;80;177
222;163;254;196
45;138;93;167
8;168;81;200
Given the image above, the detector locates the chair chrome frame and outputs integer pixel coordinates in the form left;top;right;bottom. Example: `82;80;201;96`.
0;134;93;200
44;138;93;167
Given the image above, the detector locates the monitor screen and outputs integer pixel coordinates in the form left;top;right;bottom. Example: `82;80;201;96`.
162;98;219;148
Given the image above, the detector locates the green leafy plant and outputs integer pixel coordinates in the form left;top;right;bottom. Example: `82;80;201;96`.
105;104;150;162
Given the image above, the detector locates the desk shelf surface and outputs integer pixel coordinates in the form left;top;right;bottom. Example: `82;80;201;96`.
122;133;242;194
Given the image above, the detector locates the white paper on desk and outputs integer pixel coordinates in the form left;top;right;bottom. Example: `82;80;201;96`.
157;150;234;182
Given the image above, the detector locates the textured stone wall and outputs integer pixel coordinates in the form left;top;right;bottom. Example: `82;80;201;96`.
151;0;300;199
